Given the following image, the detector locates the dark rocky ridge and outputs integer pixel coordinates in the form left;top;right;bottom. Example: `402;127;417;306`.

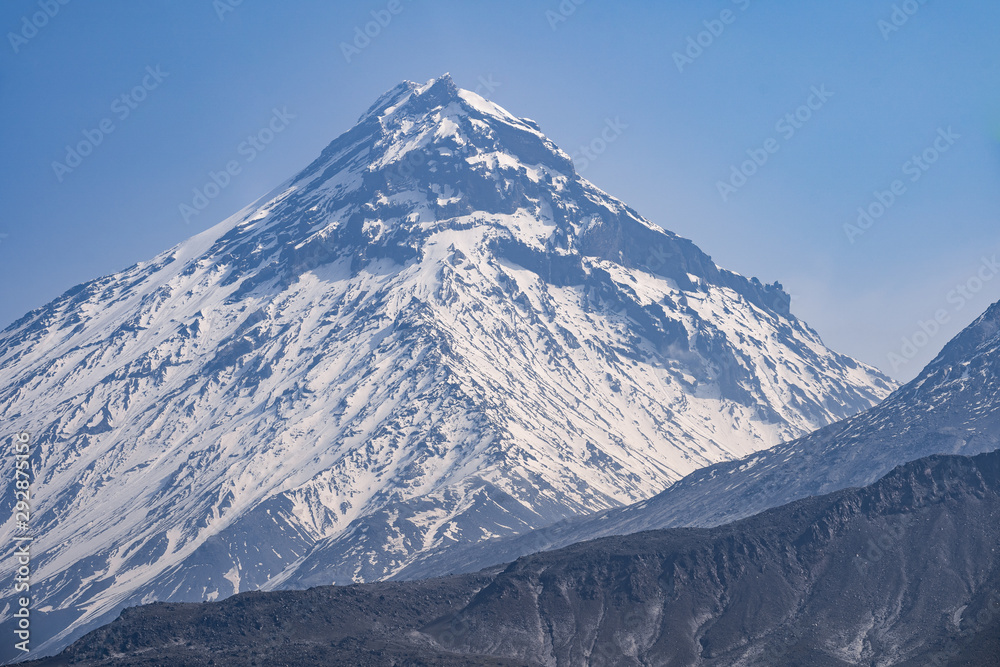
26;449;1000;666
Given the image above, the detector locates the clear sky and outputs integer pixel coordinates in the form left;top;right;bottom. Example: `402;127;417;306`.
1;0;997;381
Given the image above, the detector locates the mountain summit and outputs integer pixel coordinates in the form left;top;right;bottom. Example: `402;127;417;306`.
0;75;893;657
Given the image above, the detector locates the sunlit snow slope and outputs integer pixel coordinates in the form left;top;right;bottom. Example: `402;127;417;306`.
399;299;1000;583
0;75;894;658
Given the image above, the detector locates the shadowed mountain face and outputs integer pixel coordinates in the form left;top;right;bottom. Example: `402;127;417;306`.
397;299;1000;581
0;75;893;658
26;449;1000;667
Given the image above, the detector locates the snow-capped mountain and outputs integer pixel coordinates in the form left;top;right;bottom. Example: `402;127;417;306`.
398;298;1000;581
0;74;893;657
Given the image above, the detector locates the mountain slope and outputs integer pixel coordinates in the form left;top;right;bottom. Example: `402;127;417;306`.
399;298;1000;581
0;75;892;659
26;449;1000;666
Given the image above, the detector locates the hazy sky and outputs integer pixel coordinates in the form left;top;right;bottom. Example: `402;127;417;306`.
1;0;998;381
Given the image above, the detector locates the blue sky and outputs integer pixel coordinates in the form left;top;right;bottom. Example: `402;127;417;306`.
1;0;997;381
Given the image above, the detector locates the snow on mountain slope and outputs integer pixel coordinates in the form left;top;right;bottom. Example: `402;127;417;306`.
397;298;1000;582
0;75;893;658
